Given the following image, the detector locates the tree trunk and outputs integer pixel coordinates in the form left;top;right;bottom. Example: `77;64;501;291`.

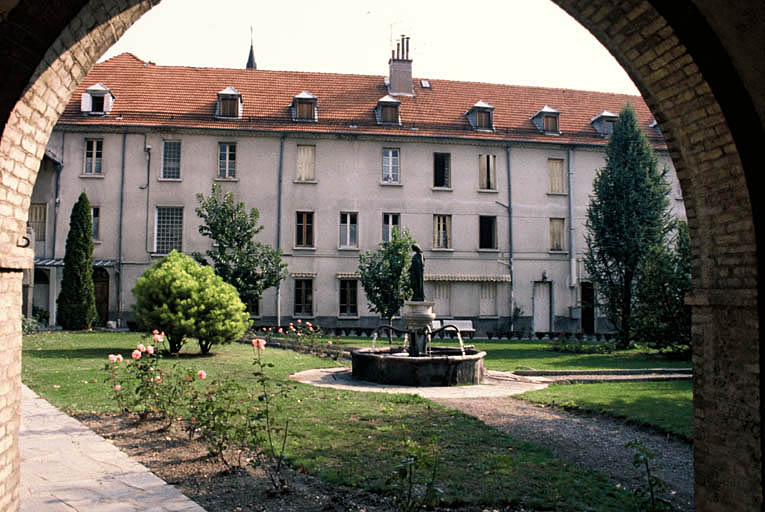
388;317;393;345
620;269;634;349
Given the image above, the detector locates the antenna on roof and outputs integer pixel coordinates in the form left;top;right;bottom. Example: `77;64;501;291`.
246;26;256;70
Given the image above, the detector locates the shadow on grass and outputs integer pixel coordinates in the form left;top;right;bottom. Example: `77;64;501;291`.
24;347;215;360
483;348;690;369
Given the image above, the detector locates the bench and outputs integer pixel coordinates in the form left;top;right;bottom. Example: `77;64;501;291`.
440;319;476;339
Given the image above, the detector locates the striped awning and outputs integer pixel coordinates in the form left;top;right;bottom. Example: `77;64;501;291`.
290;272;317;278
425;273;511;282
335;272;361;279
35;258;117;267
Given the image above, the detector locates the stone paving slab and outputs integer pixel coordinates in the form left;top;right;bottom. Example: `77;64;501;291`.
19;385;206;512
289;367;549;399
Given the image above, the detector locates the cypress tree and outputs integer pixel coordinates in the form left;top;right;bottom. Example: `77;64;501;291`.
57;192;98;329
584;104;671;348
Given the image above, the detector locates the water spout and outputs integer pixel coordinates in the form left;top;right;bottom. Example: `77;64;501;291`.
456;330;466;357
371;332;378;349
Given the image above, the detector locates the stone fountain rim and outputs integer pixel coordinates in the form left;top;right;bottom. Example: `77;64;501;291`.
351;346;487;362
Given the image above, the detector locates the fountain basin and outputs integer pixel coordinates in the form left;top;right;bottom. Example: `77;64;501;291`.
351;346;486;386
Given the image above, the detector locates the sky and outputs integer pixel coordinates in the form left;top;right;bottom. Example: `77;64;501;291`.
100;0;639;96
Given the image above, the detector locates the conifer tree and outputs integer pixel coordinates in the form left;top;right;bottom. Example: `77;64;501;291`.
584;105;671;348
57;192;98;329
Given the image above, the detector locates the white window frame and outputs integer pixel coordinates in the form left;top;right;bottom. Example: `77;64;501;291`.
154;206;184;254
28;203;46;242
296;144;316;182
433;214;452;249
382;148;400;184
218;142;236;179
83;139;103;175
550;217;565;252
339;212;359;249
91;206;101;242
382;212;400;242
548;158;566;194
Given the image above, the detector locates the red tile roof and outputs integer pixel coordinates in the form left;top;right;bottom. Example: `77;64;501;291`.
59;53;664;148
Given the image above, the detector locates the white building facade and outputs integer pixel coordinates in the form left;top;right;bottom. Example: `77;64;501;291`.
30;46;684;336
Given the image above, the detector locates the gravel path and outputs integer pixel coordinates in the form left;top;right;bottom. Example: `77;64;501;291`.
433;396;694;512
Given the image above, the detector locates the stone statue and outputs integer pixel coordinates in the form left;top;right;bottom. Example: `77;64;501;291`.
409;244;425;301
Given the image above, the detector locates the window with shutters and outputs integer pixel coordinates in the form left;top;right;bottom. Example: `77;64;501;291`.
543;114;559;132
433;214;452;249
162;140;181;179
28;203;46;241
296;145;316;182
548;158;565;194
296;100;314;120
550;218;565;252
83;139;103;175
479;154;496;190
339;279;358;316
339;212;358;249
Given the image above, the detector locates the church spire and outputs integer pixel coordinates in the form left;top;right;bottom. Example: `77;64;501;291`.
246;27;256;70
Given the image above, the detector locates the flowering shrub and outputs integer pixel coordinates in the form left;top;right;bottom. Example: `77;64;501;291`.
104;331;205;424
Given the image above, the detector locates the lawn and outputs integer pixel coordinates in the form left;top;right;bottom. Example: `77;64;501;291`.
517;380;693;440
23;330;642;511
328;336;691;372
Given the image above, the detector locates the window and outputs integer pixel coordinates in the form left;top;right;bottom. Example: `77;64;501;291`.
476;110;491;129
84;139;103;174
162;140;181;179
155;207;183;254
296;145;316;181
543;114;558;132
28;203;46;241
91;207;100;241
433;214;452;249
218;142;236;178
381;105;398;123
479;154;496;190
296;101;314;120
339;279;358;316
433;153;451;188
296;211;314;247
382;213;400;242
479;216;496;249
294;279;313;316
548;158;565;194
219;98;238;117
604;119;615;136
91;95;104;112
80;83;114;114
550;218;565;251
382;148;400;184
339;212;358;248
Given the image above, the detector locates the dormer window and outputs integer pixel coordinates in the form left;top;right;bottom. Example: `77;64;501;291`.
650;119;662;137
590;110;618;138
80;83;114;116
466;101;494;131
291;91;317;122
376;95;401;125
216;87;242;119
530;105;560;134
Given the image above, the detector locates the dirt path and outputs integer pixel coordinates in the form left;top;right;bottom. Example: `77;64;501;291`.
433;396;693;511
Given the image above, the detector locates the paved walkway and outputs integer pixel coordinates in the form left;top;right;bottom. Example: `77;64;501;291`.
19;385;206;512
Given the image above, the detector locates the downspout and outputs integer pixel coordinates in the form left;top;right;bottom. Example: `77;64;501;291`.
275;134;285;327
116;132;127;327
505;144;514;328
567;146;576;287
140;134;152;255
51;161;62;259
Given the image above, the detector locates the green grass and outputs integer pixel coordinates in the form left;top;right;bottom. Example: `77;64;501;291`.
517;380;693;440
23;330;643;511
328;337;690;372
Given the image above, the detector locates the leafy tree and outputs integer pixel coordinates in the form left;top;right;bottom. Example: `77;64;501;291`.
584;104;672;348
133;250;250;354
358;228;415;343
194;184;286;312
632;221;692;354
57;192;98;329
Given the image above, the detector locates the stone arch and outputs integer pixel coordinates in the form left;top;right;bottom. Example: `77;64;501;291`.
0;1;762;510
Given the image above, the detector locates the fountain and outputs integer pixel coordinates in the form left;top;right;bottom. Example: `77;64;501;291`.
351;244;487;386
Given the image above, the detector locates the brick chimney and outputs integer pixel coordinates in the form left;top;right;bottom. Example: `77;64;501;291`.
388;35;413;96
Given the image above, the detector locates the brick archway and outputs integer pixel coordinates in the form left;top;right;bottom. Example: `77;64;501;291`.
0;1;762;510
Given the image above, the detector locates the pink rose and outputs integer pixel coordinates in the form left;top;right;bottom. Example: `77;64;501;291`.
153;333;163;343
108;354;117;362
152;329;159;335
268;327;272;331
306;321;312;328
327;340;333;345
115;354;123;363
253;338;266;350
278;327;283;333
197;370;207;380
309;326;314;332
137;344;146;353
131;350;141;360
297;333;302;337
113;384;121;391
297;319;302;324
155;376;162;383
262;327;266;332
146;345;155;355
